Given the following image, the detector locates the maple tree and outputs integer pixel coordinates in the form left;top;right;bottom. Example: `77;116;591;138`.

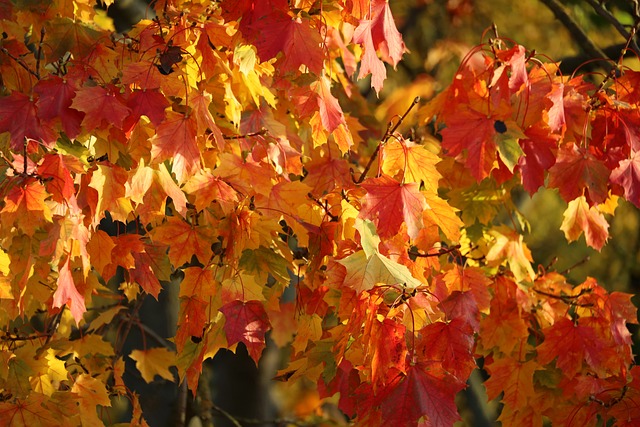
1;0;640;425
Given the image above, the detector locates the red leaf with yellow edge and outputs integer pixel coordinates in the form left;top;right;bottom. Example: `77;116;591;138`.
1;178;53;235
484;356;539;409
560;195;609;250
360;175;427;239
71;84;130;131
34;76;84;138
0;91;57;150
150;111;201;184
152;217;214;266
380;364;463;426
37;154;75;203
220;300;271;364
610;150;640;208
129;347;176;383
381;138;442;193
53;255;86;324
548;144;610;205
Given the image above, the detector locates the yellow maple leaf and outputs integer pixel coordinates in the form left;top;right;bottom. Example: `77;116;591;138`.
129;347;176;383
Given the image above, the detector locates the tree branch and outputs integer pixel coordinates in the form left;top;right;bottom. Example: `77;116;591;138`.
538;0;610;66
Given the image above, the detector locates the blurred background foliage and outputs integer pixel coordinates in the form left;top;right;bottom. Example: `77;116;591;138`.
100;0;640;425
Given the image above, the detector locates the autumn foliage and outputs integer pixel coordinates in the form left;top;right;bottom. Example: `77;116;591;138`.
1;0;640;426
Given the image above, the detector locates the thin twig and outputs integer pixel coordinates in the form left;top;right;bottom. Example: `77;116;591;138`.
355;97;420;184
0;47;40;79
222;129;268;140
35;26;45;79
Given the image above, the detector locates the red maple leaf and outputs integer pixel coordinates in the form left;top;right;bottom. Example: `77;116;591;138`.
536;317;614;378
380;364;463;426
611;150;640;208
548;144;610;205
219;300;271;364
416;318;476;380
517;124;558;194
71;84;130;131
37;154;75;203
53;255;86;324
359;175;427;239
440;109;498;181
252;12;324;75
0;91;57;151
34;76;84;139
124;89;169;129
315;76;346;133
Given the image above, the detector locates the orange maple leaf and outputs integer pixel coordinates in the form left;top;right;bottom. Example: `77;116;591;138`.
150;111;201;184
152;217;213;266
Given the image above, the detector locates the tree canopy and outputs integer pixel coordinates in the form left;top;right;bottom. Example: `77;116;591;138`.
1;0;640;426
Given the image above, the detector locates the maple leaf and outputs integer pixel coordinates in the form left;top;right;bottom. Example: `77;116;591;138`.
360;175;427;239
252;12;324;75
368;318;407;389
152;217;214;266
486;225;536;283
70;84;131;132
37;154;75;203
53;255;86;324
71;374;111;426
380;364;463;426
439;109;498;181
1;178;53;235
150;111;201;184
130;347;176;383
88;163;132;224
548;144;610;205
381;138;442;193
610;150;640;208
0;91;57;151
44;17;102;62
220;300;271;364
183;170;238;214
518;124;558;194
314;75;346;133
417;318;476;381
0;393;57;426
484;357;539;409
352;0;406;94
338;250;422;293
124;89;169;129
34;76;84;139
560;195;609;250
536;317;614;379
